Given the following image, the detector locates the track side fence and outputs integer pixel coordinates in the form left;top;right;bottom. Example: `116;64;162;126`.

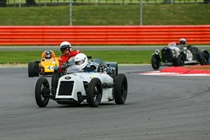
0;25;209;45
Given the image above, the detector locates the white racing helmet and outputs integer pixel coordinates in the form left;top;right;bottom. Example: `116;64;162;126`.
74;53;88;70
59;41;72;52
179;38;186;45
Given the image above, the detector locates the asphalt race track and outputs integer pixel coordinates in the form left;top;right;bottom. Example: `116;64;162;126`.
0;65;210;140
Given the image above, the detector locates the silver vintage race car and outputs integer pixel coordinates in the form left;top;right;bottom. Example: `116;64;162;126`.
151;42;209;70
35;53;128;108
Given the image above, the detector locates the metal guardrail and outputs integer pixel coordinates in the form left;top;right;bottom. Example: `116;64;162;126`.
0;25;209;45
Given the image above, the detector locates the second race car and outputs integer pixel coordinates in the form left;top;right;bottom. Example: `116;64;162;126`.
28;50;59;77
151;42;209;70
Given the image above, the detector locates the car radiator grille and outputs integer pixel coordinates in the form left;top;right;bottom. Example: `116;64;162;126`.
162;49;173;62
58;81;74;95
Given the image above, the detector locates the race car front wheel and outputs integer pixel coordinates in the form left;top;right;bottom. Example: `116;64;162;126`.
176;54;184;66
151;55;160;70
35;77;50;107
87;78;102;107
114;74;128;104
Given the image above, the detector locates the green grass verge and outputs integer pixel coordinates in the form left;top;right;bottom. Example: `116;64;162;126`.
1;50;209;64
0;4;209;25
0;50;154;64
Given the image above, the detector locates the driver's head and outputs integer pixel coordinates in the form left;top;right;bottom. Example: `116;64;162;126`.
45;50;52;59
179;38;186;46
60;41;72;54
76;61;83;65
74;53;88;70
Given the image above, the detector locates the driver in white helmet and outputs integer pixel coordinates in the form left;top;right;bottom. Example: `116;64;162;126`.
177;38;187;52
74;53;88;72
179;38;187;47
179;38;194;57
73;53;107;73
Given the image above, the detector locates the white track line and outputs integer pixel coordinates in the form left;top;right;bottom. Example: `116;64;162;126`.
136;71;210;76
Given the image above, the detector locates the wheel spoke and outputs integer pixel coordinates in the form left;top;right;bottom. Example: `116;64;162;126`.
40;84;48;101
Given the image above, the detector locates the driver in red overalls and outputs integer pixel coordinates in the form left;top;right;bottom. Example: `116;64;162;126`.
58;41;80;72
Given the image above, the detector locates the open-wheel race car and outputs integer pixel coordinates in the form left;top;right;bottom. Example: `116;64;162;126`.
35;53;128;108
28;50;59;77
151;42;209;70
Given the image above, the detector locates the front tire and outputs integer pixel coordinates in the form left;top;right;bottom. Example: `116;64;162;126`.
151;55;160;70
87;78;102;107
35;77;50;107
176;54;185;66
114;74;128;104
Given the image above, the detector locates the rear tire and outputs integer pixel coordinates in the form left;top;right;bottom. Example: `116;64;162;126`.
35;77;50;107
28;62;35;77
87;78;102;107
200;53;209;65
114;74;128;104
34;61;40;77
106;62;118;79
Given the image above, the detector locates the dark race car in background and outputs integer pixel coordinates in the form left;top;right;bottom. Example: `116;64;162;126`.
151;42;209;70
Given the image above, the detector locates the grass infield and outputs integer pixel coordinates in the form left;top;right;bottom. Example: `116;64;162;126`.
0;50;209;66
0;50;154;64
0;4;209;25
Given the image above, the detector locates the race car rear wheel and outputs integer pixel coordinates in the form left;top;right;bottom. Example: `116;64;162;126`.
114;74;128;104
176;54;184;66
28;62;35;77
200;52;209;65
34;62;40;76
35;77;50;107
151;55;160;70
106;62;118;79
51;71;60;94
87;78;102;107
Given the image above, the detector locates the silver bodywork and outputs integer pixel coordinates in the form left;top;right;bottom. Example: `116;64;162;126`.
35;57;128;107
55;72;114;102
153;42;199;64
151;42;209;70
